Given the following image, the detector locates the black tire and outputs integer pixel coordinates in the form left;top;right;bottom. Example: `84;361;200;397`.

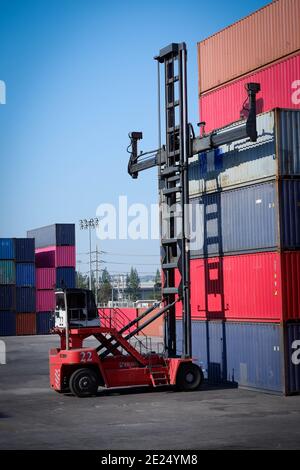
69;368;99;397
176;363;204;391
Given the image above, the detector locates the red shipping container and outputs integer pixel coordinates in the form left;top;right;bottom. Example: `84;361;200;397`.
16;313;36;335
98;307;137;332
197;0;300;94
137;308;164;337
36;268;56;289
199;53;300;133
36;289;55;312
176;252;300;322
35;245;75;268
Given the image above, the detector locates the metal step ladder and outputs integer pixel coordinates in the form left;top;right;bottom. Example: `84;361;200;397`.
150;369;169;387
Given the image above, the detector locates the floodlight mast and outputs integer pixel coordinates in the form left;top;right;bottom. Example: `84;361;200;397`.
127;42;260;359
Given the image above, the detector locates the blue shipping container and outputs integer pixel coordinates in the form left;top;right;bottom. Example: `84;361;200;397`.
0;238;15;260
56;267;76;288
16;287;36;313
0;311;16;336
36;311;54;334
189;180;300;257
0;286;16;310
15;238;35;262
27;223;75;248
16;263;35;287
177;321;300;394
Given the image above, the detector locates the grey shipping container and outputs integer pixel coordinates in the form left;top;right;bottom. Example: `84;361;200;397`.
188;179;300;257
188;109;300;196
27;223;75;248
176;320;300;395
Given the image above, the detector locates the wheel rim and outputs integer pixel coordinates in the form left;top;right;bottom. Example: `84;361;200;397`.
185;372;195;384
78;376;92;391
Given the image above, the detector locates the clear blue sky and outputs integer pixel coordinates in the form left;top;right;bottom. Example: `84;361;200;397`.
0;0;269;276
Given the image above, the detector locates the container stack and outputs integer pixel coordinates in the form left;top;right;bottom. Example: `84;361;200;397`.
0;238;36;336
27;224;76;335
176;0;300;394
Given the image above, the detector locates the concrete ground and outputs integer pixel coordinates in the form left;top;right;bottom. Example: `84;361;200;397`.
0;335;300;450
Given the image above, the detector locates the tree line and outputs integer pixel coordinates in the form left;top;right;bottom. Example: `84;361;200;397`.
76;267;161;304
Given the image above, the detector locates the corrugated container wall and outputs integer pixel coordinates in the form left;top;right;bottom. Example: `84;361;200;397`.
0;312;16;336
197;0;300;93
189;180;300;257
15;238;35;262
0;286;15;310
225;322;283;393
0;239;15;259
16;313;36;336
16;263;35;287
56;267;76;289
36;312;53;335
36;290;55;312
16;287;36;313
27;223;75;248
0;261;15;284
190;109;300;196
36;268;56;290
177;253;300;322
177;320;300;394
35;245;76;268
199;54;300;133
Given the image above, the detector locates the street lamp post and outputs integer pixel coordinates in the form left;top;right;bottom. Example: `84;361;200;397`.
79;218;99;291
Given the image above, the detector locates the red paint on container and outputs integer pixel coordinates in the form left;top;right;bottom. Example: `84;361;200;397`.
35;245;75;268
16;313;36;335
199;53;300;133
184;252;300;322
36;268;56;290
36;290;55;312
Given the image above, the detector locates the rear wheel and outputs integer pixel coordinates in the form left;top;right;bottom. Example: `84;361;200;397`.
69;368;99;397
176;363;204;391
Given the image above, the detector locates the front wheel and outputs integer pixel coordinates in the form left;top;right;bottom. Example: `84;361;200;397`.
176;363;204;391
69;368;99;397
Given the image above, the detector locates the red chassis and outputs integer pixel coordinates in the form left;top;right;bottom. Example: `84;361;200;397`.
49;326;203;397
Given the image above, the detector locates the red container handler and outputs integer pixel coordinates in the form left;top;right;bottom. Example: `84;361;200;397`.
36;289;55;312
16;313;36;335
199;53;300;133
176;252;300;323
35;245;75;268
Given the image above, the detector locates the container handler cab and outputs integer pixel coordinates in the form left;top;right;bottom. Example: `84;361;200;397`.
49;42;260;397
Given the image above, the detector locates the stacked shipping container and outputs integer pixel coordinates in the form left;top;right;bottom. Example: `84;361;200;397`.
0;238;36;335
177;0;300;394
27;224;76;334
